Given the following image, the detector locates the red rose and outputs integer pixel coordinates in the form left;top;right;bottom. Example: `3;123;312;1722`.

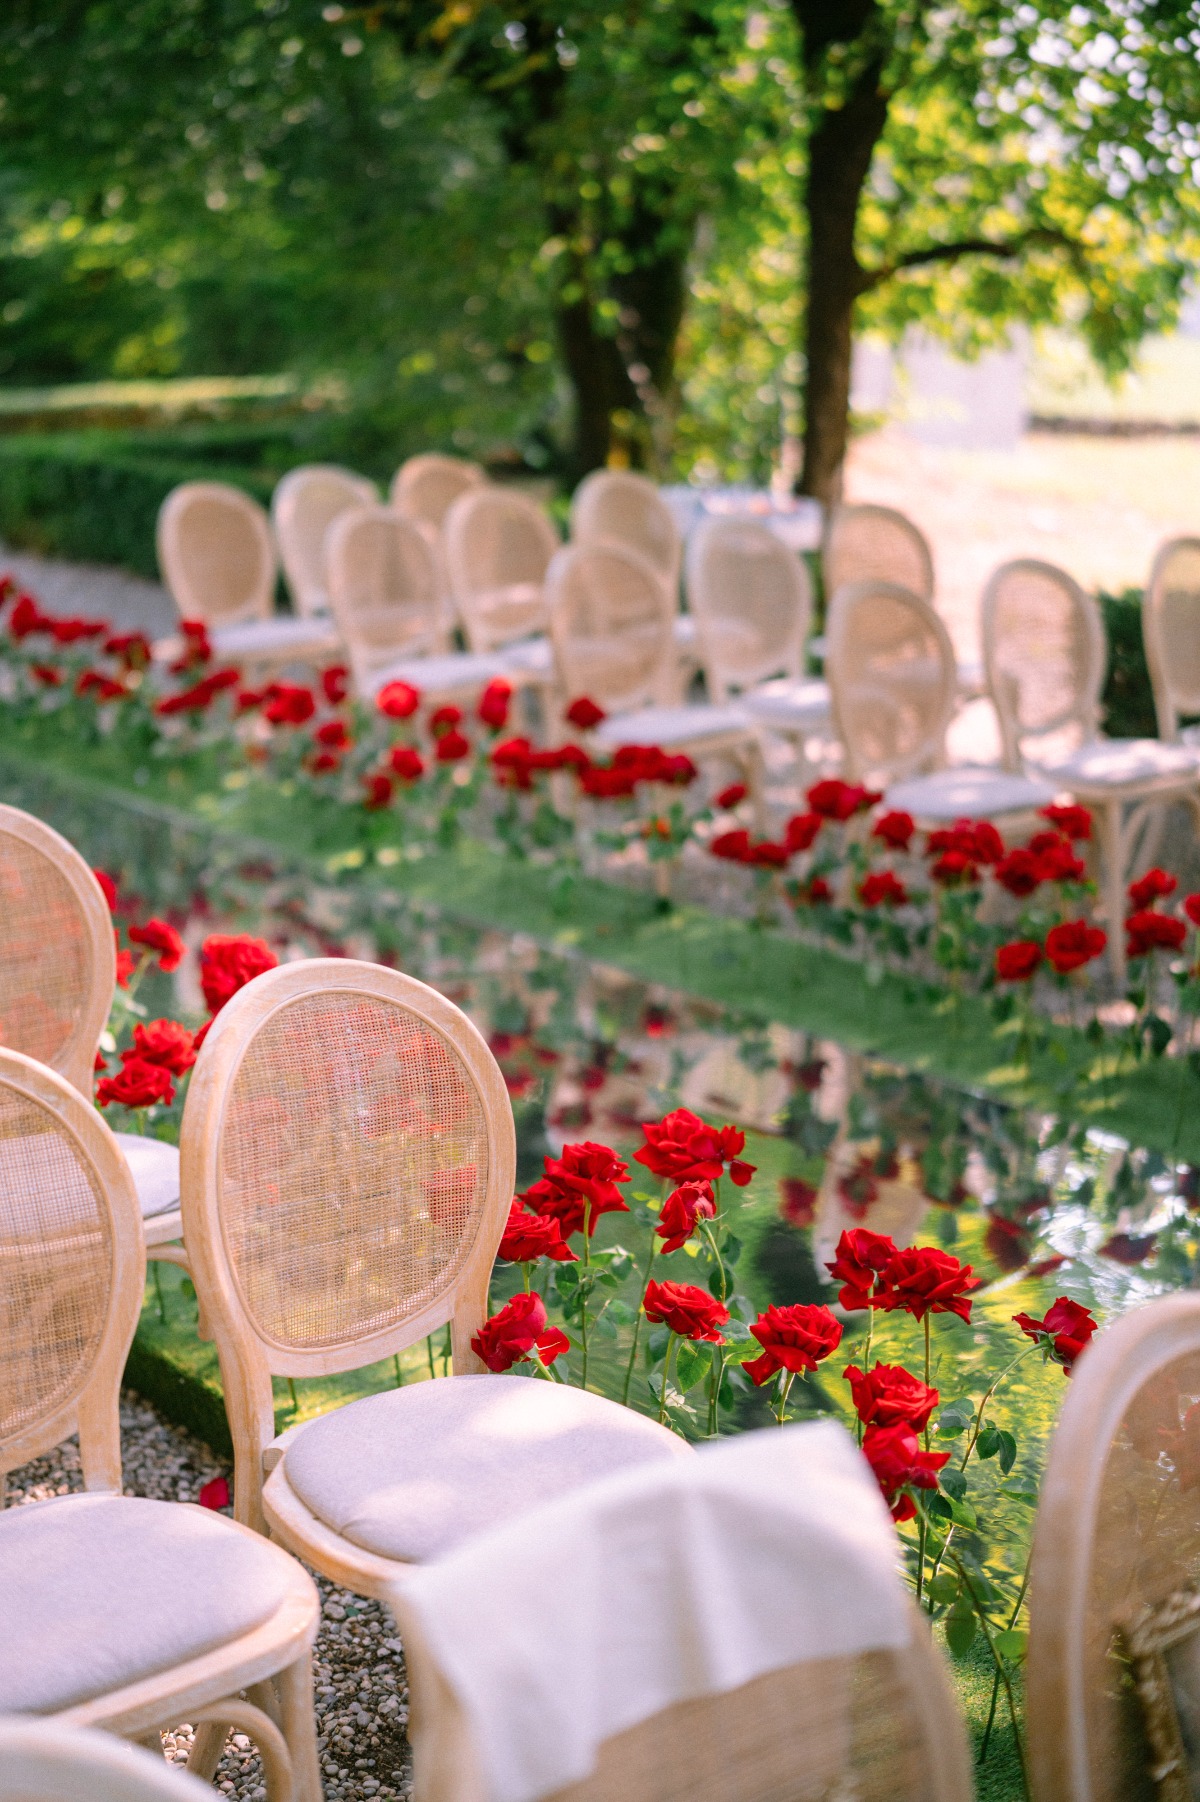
746;839;790;868
315;718;352;750
321;665;350;705
76;669;127;702
198;1476;230;1511
926;818;1004;865
985;1214;1032;1272
93;869;118;911
1098;1231;1157;1265
376;680;421;719
806;779;882;821
642;1279;728;1343
521;1141;630;1238
744;1302;842;1385
1129;866;1177;909
199;934;278;1016
995;939;1042;982
128;1019;196;1076
861;1423;951;1522
9;594;51;639
1045;919;1107;974
710;829;752;864
779;1176;818;1226
871;810;915;851
263;683;317;727
169;618;213;671
50;615;105;644
1126;909;1187;957
497;1202;578;1264
478;678;512;732
838;1153;880;1219
362;772;394;809
794;874;833;906
96;1057;175;1110
858;870;908;908
115;945;135;988
1185;894;1200;928
128;918;186;973
154;667;240;715
471;1292;568;1372
930;849;979;887
30;664;62;686
655;1180;716;1253
389;745;426;782
825;1227;897;1310
566;696;606;729
430;704;463;734
435;727;472;762
784;812;823;853
307;750;341;774
993;848;1045;897
1040;802;1092;841
715;782;747;809
844;1362;939;1432
1013;1296;1097;1372
633;1107;755;1186
873;1245;981;1323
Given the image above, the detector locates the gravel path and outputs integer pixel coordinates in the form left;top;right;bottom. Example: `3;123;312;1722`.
6;1393;413;1801
0;543;177;638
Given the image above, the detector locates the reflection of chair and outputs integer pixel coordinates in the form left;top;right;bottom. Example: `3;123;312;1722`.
271;464;377;620
444;486;560;658
826;581;1055;824
390;453;487;532
571;470;683;596
0;1049;321;1802
180;959;686;1597
1027;1294;1200;1802
391;1422;972;1802
984;558;1200;984
1143;536;1200;744
0;1720;217;1802
824;503;934;603
0;803;184;1260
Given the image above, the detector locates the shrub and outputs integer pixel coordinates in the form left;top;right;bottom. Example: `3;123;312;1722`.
1098;586;1157;739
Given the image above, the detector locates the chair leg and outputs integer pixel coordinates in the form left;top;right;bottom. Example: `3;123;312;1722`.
189;1699;295;1802
185;1719;229;1783
276;1649;324;1802
1096;797;1128;991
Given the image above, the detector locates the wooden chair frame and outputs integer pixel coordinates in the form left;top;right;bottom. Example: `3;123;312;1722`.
1143;536;1200;743
0;1050;320;1802
570;469;684;598
390;453;487;529
0;1721;217;1802
270;463;378;620
823;503;935;606
178;959;516;1572
443;486;561;654
326;504;451;695
156;483;277;631
825;579;957;784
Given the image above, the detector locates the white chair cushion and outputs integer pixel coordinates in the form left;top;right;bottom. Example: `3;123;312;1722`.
498;636;553;676
114;1133;181;1220
367;651;510;696
885;766;1058;820
742;677;832;731
210;618;341;658
955;658;986;698
0;1494;297;1713
281;1373;690;1564
592;703;752;749
673;615;697;649
1037;738;1200;790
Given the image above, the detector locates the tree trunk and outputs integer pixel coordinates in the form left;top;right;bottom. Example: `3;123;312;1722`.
554;283;630;480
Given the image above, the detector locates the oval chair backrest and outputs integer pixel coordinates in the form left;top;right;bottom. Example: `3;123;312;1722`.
547;542;677;715
823;504;934;606
0;1721;218;1802
1027;1293;1200;1802
0;804;115;1097
326;506;445;687
156;482;277;629
570;471;683;596
982;558;1105;771
390;453;487;532
1143;536;1200;741
443;487;561;652
686;517;811;702
825;580;956;784
0;1049;144;1493
271;465;378;620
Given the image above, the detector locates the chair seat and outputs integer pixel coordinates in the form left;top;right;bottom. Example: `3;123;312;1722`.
1036;738;1200;792
742;677;833;732
673;614;697;650
885;766;1059;821
0;1494;297;1713
279;1372;690;1565
210;617;341;660
497;635;553;677
114;1133;180;1220
366;650;512;697
593;703;752;750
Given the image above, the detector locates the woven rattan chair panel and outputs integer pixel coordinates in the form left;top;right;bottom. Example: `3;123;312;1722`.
1145;537;1200;732
272;466;377;619
217;991;491;1353
445;489;558;650
327;508;443;676
687;517;809;697
391;455;486;530
824;504;934;605
984;559;1103;744
826;580;954;782
0;836;94;1074
0;1083;113;1449
156;483;275;628
548;542;675;714
571;472;682;592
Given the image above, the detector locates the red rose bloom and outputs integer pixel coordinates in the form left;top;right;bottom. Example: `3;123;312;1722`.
566;696;606;730
154;667;240;715
930;849;979;887
263;684;317;727
478;679;512;732
315;718;352;750
710;829;752;864
1045;919;1107;974
1012;1296;1098;1372
744;1302;842;1385
471;1292;568;1372
1126;909;1187;957
49;615;105;644
633;1107;756;1186
1129;867;1177;909
993;848;1045;897
1026;832;1086;885
655;1180;716;1253
376;680;421;719
76;669;127;702
93;869;118;911
784;812;823;853
779;1176;818;1226
321;665;350;705
1040;802;1092;841
995;940;1042;982
497;1202;578;1264
96;1057;175;1110
825;1227;897;1310
858;870;908;908
362;772;394;809
199;934;278;1016
430;704;463;733
806;779;882;821
128;918;186;973
642;1279;728;1343
388;745;425;782
926;818;1004;865
128;1019;196;1076
871;810;915;851
873;1245;981;1323
30;664;62;686
115;945;135;988
862;1423;951;1522
521;1141;630;1238
1185;894;1200;928
715;782;747;809
435;727;472;762
794;874;833;906
985;1214;1032;1272
844;1362;940;1433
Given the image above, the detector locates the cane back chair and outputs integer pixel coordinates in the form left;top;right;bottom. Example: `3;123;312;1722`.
155;482;340;674
0;1721;217;1802
0;1048;321;1801
1143;537;1200;746
823;503;935;606
443;486;560;656
984;558;1200;984
1026;1292;1200;1802
270;463;378;620
390;453;487;531
179;959;686;1599
0;804;184;1260
570;471;683;597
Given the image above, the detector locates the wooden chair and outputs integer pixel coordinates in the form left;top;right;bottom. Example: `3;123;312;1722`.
443;486;560;655
0;1048;321;1802
826;579;1056;825
1027;1292;1200;1802
984;557;1200;983
270;463;378;620
178;959;687;1598
1143;536;1200;745
824;502;935;605
390;452;487;531
155;482;340;673
0;1720;217;1802
571;470;683;598
0;803;185;1267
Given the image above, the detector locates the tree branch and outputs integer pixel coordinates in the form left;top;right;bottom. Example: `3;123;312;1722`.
856;226;1074;294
